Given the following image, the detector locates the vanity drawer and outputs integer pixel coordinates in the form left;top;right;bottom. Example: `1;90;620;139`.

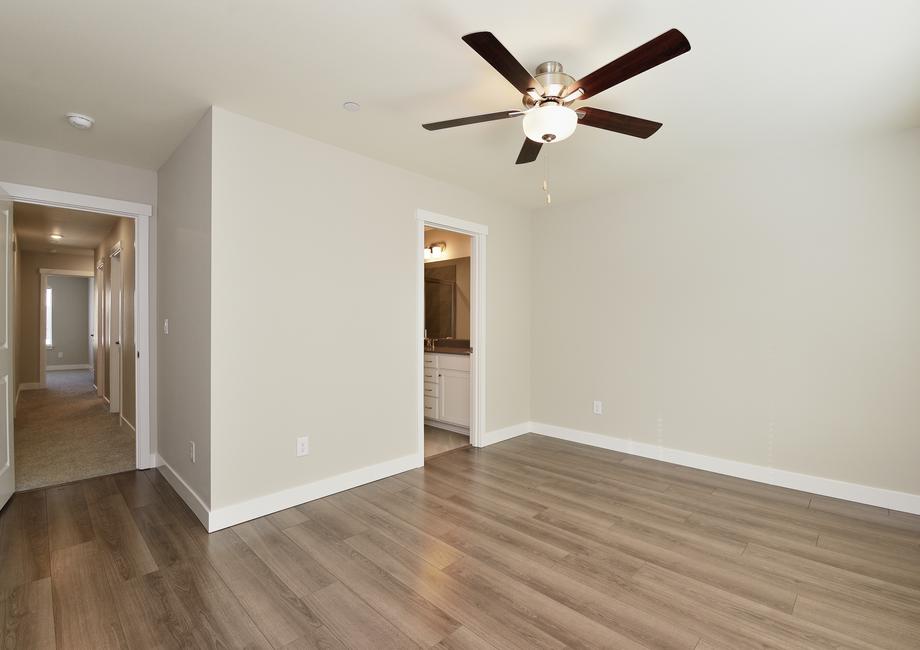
423;381;439;398
423;396;439;419
423;355;437;368
423;366;437;382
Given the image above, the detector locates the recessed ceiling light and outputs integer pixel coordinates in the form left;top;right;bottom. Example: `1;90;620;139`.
65;113;95;129
342;101;361;112
49;233;63;240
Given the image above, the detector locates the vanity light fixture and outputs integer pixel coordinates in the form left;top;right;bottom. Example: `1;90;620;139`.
424;241;447;259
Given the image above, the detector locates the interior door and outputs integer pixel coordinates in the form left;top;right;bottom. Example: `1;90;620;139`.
108;252;122;413
95;264;104;396
0;189;14;509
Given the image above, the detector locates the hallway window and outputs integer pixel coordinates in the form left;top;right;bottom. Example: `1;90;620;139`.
45;287;53;348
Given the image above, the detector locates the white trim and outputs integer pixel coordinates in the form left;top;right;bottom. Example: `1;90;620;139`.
531;422;920;516
424;419;470;436
120;415;136;433
480;421;533;447
46;364;92;371
417;209;489;235
38;268;94;278
6;180;155;471
18;382;44;391
207;453;420;532
416;208;487;460
155;454;210;529
0;181;152;218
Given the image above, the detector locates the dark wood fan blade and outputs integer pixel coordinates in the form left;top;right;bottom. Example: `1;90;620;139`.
462;32;543;95
515;138;542;164
422;111;520;131
565;29;690;100
578;107;662;138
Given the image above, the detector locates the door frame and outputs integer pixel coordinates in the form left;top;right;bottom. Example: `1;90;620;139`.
416;209;487;462
39;268;95;383
106;242;123;413
0;180;154;470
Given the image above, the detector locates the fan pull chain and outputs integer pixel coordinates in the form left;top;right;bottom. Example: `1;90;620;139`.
543;147;551;205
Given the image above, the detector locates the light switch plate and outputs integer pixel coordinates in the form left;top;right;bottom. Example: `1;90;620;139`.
593;400;603;415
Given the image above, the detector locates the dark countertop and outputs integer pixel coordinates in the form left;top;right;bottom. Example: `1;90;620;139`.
426;346;472;356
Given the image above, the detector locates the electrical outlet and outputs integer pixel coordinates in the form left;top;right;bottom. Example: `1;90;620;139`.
163;318;169;335
296;436;309;457
593;400;603;415
57;351;64;359
189;441;196;463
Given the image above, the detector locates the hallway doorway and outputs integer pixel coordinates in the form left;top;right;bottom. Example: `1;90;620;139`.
12;202;139;490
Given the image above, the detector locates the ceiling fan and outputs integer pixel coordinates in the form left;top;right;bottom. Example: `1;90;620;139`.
422;29;690;164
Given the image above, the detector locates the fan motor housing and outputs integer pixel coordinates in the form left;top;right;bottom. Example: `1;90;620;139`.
523;61;576;108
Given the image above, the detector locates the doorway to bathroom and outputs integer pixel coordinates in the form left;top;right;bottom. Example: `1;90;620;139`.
416;209;486;461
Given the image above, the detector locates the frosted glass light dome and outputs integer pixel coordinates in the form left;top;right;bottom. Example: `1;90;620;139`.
523;104;577;143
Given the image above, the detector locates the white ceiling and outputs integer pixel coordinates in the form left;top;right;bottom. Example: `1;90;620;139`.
1;1;918;208
14;202;117;255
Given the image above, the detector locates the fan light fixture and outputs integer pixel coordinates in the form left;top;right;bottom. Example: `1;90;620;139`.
49;233;63;240
523;103;577;144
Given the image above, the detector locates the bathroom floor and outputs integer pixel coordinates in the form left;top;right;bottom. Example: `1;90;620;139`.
424;424;469;458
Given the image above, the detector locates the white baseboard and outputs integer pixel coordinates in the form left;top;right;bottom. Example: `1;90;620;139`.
424;419;470;436
479;421;533;447
46;364;91;371
207;453;421;532
18;382;45;391
531;422;920;516
120;415;136;432
154;454;211;530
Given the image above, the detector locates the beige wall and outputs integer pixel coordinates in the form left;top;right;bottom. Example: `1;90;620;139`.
209;107;531;509
531;131;920;496
17;252;93;385
46;275;91;367
94;217;136;427
0;139;157;206
156;109;212;505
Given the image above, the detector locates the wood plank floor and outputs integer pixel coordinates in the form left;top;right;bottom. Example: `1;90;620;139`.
2;433;919;649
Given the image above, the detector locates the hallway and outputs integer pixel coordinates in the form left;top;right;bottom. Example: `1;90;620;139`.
14;370;134;490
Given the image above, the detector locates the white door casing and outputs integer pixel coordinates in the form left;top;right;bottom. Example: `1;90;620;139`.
0;188;14;508
0;180;154;471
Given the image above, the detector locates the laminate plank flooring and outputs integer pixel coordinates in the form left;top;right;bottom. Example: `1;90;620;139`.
1;434;919;649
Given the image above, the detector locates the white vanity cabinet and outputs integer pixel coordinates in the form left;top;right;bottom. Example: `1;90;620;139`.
423;353;470;431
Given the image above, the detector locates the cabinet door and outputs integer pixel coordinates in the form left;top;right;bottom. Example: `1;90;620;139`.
438;369;470;427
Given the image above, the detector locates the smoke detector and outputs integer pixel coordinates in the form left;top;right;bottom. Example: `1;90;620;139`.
65;113;95;129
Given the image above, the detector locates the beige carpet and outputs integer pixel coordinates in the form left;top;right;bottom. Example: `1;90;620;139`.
14;369;134;490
